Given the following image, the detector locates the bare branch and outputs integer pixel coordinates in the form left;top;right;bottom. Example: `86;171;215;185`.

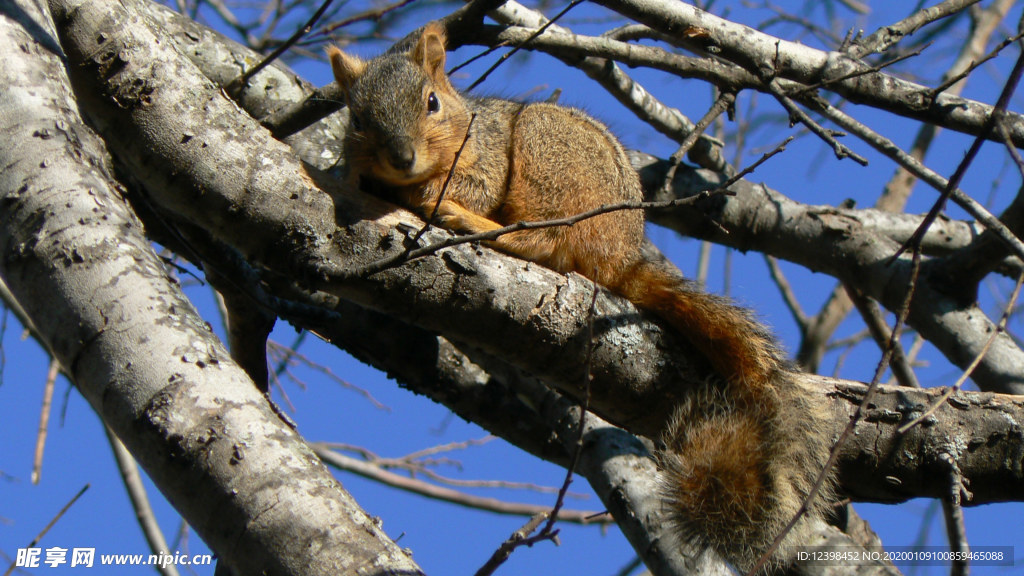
767;80;867;164
764;254;808;330
588;0;1024;148
810;98;1024;266
2;486;89;576
313;446;609;524
900;270;1024;434
477;4;732;172
848;0;983;58
845;287;921;389
31;359;58;485
939;453;971;576
105;428;181;576
473;513;550;576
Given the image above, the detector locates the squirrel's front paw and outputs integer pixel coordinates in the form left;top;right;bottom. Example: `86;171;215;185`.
432;213;465;232
433;211;502;236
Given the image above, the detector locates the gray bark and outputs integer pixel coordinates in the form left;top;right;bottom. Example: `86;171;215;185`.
0;0;423;574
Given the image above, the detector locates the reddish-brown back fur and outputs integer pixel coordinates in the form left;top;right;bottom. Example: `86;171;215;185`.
500;103;644;282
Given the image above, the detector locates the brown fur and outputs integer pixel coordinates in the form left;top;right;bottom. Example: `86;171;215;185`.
330;22;833;572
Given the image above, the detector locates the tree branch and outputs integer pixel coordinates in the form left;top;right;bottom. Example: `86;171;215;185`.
3;0;423;572
586;0;1024;148
635;155;1024;394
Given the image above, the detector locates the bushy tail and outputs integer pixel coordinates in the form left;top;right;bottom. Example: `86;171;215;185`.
611;258;783;390
611;258;832;572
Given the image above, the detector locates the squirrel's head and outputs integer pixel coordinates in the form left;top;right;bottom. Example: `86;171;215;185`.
328;22;471;185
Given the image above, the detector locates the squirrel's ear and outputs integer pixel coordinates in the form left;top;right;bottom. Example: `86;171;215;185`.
412;22;447;82
327;46;366;94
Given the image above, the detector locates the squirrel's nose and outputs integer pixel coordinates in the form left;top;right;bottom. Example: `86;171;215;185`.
387;144;416;172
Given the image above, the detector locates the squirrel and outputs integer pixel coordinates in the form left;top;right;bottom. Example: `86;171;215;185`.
328;22;834;573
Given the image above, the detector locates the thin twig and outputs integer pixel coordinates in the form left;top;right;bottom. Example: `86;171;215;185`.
267;341;389;411
447;42;508;76
845;286;921;389
320;439;579;494
768;81;868;165
465;0;585;92
893;49;1024;262
414;468;586;495
826;328;873;352
313;446;607;524
31;358;59;484
930;32;1024;99
2;485;90;576
315;0;422;40
226;0;338;95
884;334;926;386
473;513;550;576
414;114;478;244
270;330;307;382
939;453;971;576
403;436;494;460
105;428;180;576
764;254;808;329
659;91;735;194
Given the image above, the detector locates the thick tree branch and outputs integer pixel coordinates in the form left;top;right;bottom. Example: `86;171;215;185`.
831;380;1024;505
1;1;423;573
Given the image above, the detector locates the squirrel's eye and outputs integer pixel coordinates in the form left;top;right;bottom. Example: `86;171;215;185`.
349;111;363;131
427;92;440;114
